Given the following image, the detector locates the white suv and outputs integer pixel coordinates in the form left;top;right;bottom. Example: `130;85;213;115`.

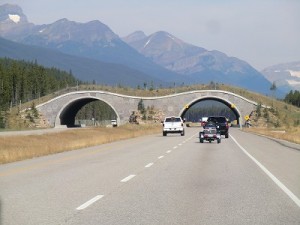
162;116;185;136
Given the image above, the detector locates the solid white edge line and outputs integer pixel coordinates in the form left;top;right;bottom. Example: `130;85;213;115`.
120;174;136;182
230;134;300;208
76;195;104;210
145;163;154;168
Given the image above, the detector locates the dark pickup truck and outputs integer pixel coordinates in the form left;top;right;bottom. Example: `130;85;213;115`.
207;116;229;138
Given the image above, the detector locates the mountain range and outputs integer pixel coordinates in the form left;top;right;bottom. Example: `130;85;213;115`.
0;37;168;87
261;61;300;93
0;3;291;96
123;31;276;94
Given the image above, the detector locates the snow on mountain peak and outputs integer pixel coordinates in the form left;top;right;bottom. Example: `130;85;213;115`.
8;14;20;23
0;4;29;25
287;70;300;78
287;80;300;86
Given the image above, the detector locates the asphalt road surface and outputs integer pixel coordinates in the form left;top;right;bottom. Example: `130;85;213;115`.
0;127;299;225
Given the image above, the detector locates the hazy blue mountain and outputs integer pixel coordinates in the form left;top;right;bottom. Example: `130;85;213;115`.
0;4;283;96
261;61;300;92
0;4;185;84
123;31;276;95
0;37;166;87
123;31;207;74
0;4;35;39
122;31;147;43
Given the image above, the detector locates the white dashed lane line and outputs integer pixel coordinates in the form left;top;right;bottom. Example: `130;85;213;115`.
120;174;136;183
76;195;104;210
75;133;198;211
145;163;154;168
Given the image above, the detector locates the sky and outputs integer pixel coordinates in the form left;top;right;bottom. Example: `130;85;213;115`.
1;0;300;70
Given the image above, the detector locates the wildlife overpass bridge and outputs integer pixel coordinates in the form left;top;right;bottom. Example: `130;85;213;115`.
37;90;258;128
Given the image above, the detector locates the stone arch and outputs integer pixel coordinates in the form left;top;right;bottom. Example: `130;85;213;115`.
37;90;258;128
55;96;120;127
179;96;242;126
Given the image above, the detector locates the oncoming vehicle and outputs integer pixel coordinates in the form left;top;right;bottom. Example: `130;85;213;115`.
201;117;208;127
199;122;221;144
207;116;229;138
111;120;117;127
162;116;185;136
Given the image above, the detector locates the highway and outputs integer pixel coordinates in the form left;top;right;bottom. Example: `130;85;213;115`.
0;127;300;225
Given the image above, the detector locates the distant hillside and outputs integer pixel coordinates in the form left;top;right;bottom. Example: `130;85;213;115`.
261;61;300;92
0;37;166;87
123;31;275;96
0;4;185;84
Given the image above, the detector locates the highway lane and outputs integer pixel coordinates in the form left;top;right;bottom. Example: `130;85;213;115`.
0;127;299;225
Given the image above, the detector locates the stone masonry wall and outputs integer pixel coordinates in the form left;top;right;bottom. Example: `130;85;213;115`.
37;90;257;128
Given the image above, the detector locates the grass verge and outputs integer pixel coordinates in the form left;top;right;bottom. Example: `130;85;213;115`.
244;127;300;145
0;124;161;164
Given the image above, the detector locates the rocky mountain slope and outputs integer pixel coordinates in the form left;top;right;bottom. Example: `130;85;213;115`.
0;37;166;86
261;61;300;92
123;31;275;95
0;3;280;95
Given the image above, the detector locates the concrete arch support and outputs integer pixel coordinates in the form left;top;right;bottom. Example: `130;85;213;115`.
37;90;258;128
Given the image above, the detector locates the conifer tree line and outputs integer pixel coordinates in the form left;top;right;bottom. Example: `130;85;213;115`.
0;58;78;111
184;106;236;122
284;90;300;107
0;58;119;128
75;101;117;124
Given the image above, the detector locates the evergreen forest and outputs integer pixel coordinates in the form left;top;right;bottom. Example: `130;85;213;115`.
0;58;80;128
0;58;78;111
0;58;117;128
184;100;237;122
284;90;300;107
